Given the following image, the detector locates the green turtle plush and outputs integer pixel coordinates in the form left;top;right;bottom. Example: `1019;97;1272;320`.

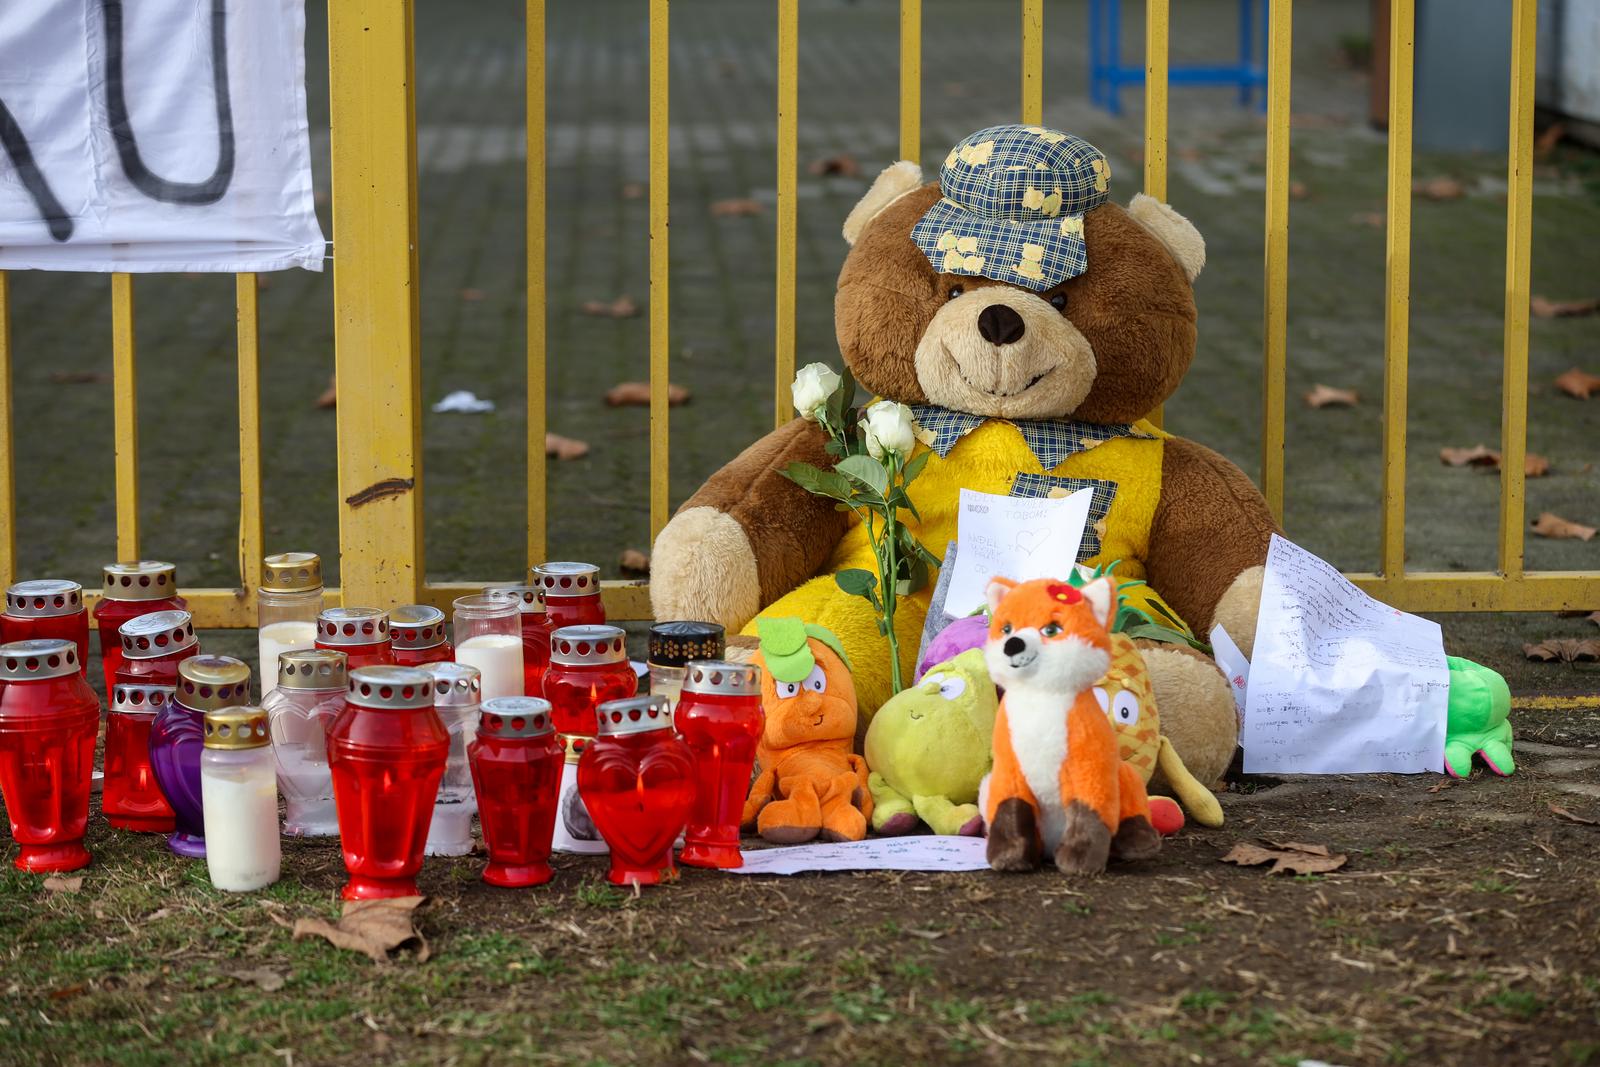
864;649;996;836
1444;656;1515;778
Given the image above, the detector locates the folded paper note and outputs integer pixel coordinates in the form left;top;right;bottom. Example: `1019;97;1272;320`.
943;487;1093;616
727;836;990;875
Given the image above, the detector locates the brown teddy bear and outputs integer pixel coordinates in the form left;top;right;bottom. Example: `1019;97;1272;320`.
651;125;1278;788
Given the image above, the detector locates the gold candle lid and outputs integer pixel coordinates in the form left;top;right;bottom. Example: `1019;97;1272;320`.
175;655;253;713
101;560;178;602
203;706;270;750
262;552;323;593
277;648;348;691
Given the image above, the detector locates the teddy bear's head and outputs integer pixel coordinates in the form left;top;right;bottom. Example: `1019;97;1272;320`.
834;125;1206;425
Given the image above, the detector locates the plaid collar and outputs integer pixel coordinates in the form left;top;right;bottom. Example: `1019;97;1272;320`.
909;404;1151;471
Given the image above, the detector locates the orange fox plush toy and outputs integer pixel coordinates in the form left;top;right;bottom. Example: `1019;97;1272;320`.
983;576;1162;875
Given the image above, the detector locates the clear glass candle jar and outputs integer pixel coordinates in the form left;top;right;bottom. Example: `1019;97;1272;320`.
201;706;280;892
390;604;453;668
258;552;323;699
262;648;348;837
675;661;764;869
0;640;98;872
647;621;725;709
578;695;695;887
452;593;522;702
3;580;89;677
150;655;252;859
423;662;481;857
103;682;177;832
470;696;562;887
543;624;637;736
328;665;449;900
315;607;393;671
486;584;549;698
94;561;185;696
114;610;198;688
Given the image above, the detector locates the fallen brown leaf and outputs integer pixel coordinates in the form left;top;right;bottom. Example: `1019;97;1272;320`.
620;182;645;200
48;370;110;385
1304;384;1359;409
1535;122;1567;157
1288;181;1310;200
1549;802;1598;827
48;984;88;1002
1427;779;1453;794
1525;453;1552;477
710;198;763;218
604;381;691;407
459;288;485;302
1351;211;1385;228
1532;296;1599;319
1523;638;1600;663
580;295;640;319
292;896;429;964
315;375;337;410
1221;841;1347;876
808;154;860;178
545;433;590;461
1555;367;1600;400
1531;512;1597;541
1439;444;1499;468
229;966;286;992
1414;176;1465;200
619;549;651;575
43;876;83;893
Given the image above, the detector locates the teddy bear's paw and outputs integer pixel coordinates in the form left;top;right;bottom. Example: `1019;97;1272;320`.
958;812;986;837
757;786;824;843
819;802;868;843
986;798;1042;872
1109;814;1161;862
875;811;921;836
649;506;761;630
1054;801;1112;876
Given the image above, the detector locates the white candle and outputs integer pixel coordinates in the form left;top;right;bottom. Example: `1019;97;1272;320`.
259;620;318;697
201;748;282;892
455;633;523;701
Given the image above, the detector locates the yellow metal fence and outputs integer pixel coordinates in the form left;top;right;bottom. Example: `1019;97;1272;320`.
0;0;1594;631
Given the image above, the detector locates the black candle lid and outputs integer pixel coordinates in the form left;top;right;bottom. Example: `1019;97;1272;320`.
647;620;725;668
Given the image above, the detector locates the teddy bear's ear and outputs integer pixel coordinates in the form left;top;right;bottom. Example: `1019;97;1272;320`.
842;160;924;246
1127;193;1205;283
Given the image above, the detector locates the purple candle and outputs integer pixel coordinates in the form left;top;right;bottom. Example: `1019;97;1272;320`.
149;655;253;858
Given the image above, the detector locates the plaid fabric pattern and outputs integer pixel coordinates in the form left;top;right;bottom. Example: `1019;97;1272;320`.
910;403;1150;471
1008;474;1118;562
911;124;1111;292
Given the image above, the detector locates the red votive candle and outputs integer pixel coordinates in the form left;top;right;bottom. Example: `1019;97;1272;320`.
543;624;636;736
93;561;185;696
390;605;453;668
531;562;604;652
3;581;89;677
469;695;562;887
316;607;394;672
0;639;98;872
675;661;764;869
578;695;695;888
114;610;199;688
103;682;177;832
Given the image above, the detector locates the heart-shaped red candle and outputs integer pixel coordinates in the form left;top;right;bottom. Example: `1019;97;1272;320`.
577;695;695;887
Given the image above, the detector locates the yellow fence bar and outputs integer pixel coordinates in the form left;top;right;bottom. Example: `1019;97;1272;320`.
327;0;425;608
1349;572;1600;613
648;0;670;540
1498;0;1537;581
1143;0;1169;429
1260;0;1292;524
526;0;549;567
774;0;798;430
0;273;12;589
111;273;140;559
235;275;263;610
1021;0;1043;124
899;0;921;162
1379;0;1414;579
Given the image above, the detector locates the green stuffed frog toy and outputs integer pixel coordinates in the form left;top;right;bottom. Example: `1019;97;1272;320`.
864;649;996;836
1444;656;1515;778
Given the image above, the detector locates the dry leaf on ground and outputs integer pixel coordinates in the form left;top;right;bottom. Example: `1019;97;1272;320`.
1549;802;1598;826
1351;211;1385;228
620;182;645;200
619;549;651;575
710;198;763;218
1414;177;1465;201
580;295;639;319
229;967;286;992
1532;512;1597;541
1532;296;1599;319
545;433;590;461
459;288;485;302
1438;446;1550;477
292;896;429;964
43;876;83;893
1523;638;1600;663
1535;123;1567;156
1304;384;1359;409
315;375;337;410
1289;181;1310;200
808;154;861;177
1555;368;1600;400
48;370;110;385
1221;841;1348;876
604;381;690;407
1427;779;1453;794
1524;453;1552;477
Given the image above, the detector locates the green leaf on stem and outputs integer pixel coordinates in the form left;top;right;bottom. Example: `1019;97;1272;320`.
835;568;878;598
836;454;890;497
782;462;853;503
901;448;931;486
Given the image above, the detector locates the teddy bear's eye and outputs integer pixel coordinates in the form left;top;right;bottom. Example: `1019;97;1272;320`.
1049;292;1068;312
1041;622;1062;638
1000;622;1012;635
805;663;828;694
776;681;800;699
947;285;964;300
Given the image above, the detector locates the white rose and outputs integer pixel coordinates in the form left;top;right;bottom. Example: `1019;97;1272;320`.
862;400;917;460
791;363;842;422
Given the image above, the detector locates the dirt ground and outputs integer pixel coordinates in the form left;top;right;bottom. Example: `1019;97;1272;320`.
3;698;1598;1067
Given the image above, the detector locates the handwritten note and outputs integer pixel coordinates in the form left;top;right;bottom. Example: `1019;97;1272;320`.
1208;623;1251;727
943;487;1094;616
726;836;990;875
1243;535;1448;774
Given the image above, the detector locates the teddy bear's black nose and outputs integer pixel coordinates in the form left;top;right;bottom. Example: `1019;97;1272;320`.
978;304;1026;346
1002;636;1026;658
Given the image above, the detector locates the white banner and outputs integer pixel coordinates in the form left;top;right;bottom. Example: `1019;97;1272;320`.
0;0;325;273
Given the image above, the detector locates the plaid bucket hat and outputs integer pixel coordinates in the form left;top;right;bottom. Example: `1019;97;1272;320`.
910;125;1112;292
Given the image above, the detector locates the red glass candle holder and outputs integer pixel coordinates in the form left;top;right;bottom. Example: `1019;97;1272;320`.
114;610;198;688
469;696;562;887
104;682;177;832
328;665;448;900
675;661;764;869
316;607;394;672
543;625;636;736
578;695;695;887
0;640;99;872
94;561;185;696
390;605;453;668
3;580;89;677
488;585;550;698
532;562;604;668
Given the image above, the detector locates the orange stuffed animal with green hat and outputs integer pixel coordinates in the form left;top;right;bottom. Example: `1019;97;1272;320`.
741;619;874;843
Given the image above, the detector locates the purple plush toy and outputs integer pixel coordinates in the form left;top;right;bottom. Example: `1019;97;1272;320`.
916;614;990;683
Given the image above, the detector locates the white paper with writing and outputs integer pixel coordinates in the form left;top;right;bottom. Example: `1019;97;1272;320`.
727;836;990;875
1208;623;1251;727
943;487;1094;616
1243;535;1448;774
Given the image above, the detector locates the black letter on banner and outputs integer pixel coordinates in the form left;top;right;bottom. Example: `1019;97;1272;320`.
0;99;74;241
